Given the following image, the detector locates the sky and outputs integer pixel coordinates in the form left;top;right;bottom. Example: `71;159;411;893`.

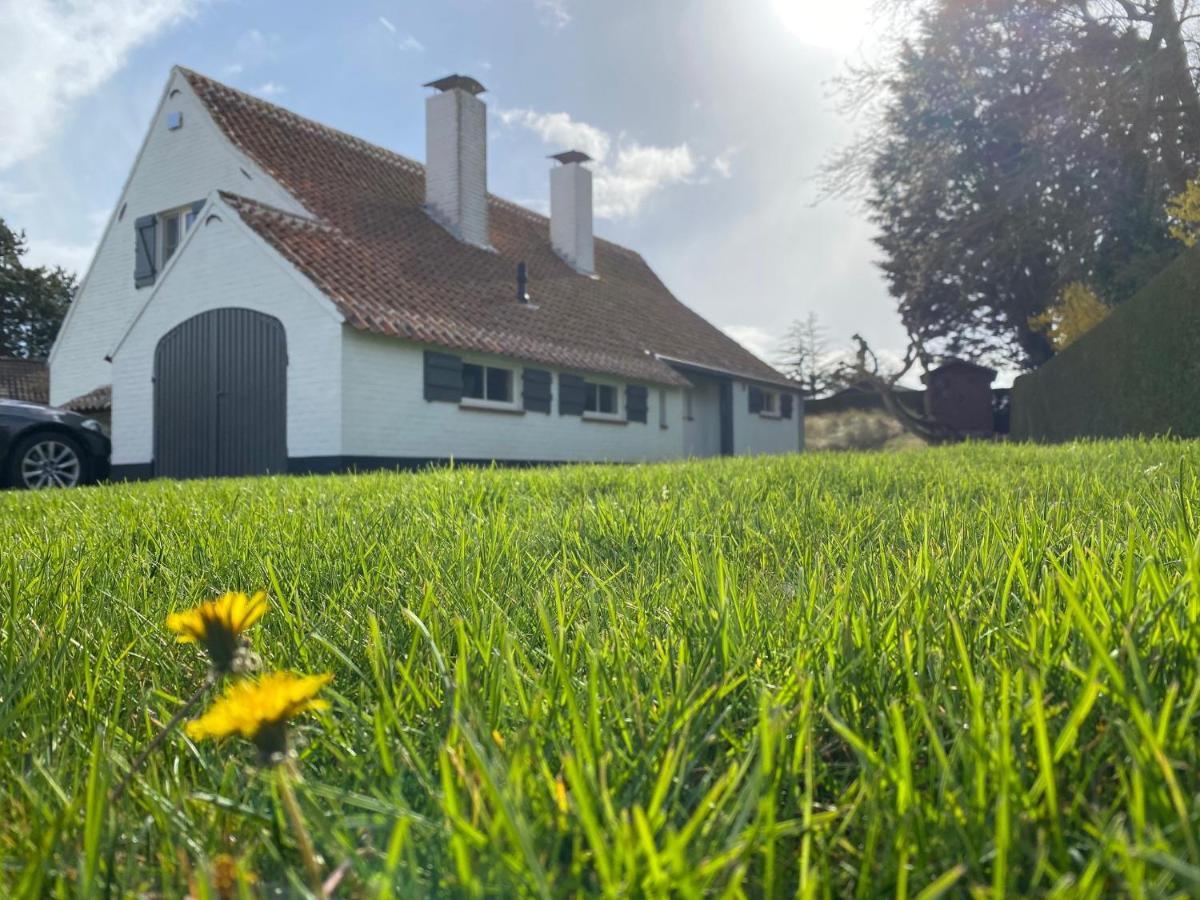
0;0;904;372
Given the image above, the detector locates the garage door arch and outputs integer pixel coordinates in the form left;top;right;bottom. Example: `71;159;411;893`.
153;308;287;479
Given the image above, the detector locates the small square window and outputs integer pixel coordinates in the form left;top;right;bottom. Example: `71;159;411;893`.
584;381;618;414
462;363;485;399
485;366;512;403
167;111;183;130
461;363;514;404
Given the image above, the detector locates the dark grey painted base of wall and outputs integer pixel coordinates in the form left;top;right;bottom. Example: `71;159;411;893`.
109;456;567;482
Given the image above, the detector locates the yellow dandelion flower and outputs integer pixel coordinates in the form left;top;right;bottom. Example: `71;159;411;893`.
166;591;268;673
554;775;569;814
187;671;332;762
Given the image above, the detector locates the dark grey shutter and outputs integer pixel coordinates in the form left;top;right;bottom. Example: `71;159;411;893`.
134;215;158;288
424;351;463;402
748;386;764;414
522;368;552;413
559;373;586;415
626;385;648;423
781;393;794;419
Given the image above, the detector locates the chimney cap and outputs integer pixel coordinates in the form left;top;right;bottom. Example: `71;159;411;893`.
424;74;487;95
550;150;593;165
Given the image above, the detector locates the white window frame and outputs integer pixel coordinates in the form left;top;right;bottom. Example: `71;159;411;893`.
582;378;623;421
159;205;198;264
459;359;520;411
751;385;782;419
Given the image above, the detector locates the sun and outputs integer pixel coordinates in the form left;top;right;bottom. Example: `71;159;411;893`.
770;0;873;52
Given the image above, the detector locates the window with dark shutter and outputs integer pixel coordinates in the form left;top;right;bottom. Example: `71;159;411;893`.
424;351;464;402
558;373;586;416
781;394;794;419
626;385;648;423
748;386;764;414
134;215;158;288
522;368;552;413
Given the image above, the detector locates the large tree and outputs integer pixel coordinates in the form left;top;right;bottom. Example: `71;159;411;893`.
0;218;76;359
832;0;1200;367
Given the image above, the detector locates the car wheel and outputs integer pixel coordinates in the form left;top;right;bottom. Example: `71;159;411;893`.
8;432;88;489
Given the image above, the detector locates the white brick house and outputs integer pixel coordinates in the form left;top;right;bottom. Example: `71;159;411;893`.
50;68;802;479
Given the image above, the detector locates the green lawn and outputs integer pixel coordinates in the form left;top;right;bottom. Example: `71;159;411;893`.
2;443;1199;897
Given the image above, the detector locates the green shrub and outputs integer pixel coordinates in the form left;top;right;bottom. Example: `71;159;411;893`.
1012;247;1200;440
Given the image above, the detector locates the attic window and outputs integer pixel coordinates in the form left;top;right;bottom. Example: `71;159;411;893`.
161;205;199;262
166;111;183;130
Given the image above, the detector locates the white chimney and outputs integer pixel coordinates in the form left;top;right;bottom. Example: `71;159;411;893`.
550;150;595;274
424;75;490;248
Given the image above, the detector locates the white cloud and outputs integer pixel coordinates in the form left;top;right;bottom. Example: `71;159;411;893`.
22;236;99;275
496;108;611;161
594;141;696;218
710;145;741;179
256;81;286;98
378;16;423;51
722;325;778;363
496;107;697;219
534;0;571;28
0;0;202;170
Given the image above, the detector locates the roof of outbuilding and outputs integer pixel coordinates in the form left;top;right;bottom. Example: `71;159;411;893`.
182;68;793;389
0;357;49;404
62;384;112;412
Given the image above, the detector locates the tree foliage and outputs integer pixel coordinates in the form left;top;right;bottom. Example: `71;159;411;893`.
1165;174;1200;244
0;218;76;359
1028;281;1112;350
834;0;1200;367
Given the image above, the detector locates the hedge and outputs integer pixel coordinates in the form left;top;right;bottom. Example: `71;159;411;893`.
1011;247;1200;441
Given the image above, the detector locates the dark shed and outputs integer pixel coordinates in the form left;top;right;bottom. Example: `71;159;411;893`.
922;358;997;435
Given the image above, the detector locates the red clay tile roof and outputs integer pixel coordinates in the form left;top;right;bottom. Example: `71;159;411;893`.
0;357;49;404
62;384;112;412
183;69;793;389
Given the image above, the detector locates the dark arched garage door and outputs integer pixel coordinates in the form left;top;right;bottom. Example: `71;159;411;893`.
154;308;287;479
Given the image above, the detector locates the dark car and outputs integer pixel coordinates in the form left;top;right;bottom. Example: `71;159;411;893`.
0;399;111;489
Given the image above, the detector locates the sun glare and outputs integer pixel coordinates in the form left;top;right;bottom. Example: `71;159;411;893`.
771;0;872;52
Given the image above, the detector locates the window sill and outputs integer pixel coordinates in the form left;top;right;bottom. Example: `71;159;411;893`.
758;412;783;420
459;399;524;416
583;412;627;425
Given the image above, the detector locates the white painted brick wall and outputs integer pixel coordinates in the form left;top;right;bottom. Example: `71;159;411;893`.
110;209;343;466
50;70;306;407
550;162;594;273
424;88;489;248
732;381;803;455
340;330;686;463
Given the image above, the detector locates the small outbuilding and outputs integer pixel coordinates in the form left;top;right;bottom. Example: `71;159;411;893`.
922;358;997;435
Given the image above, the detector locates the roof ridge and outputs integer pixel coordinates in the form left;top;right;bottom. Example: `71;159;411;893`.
180;66;641;258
